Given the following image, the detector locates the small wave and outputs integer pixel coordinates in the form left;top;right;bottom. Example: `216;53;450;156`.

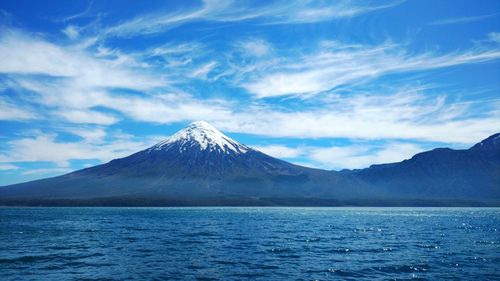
0;255;53;264
135;248;154;253
0;253;106;265
125;227;148;231
474;240;496;245
417;244;440;249
304;237;321;243
326;268;367;278
186;231;218;238
268;247;292;253
326;248;352;254
195;277;218;281
62;261;114;268
371;263;431;274
213;260;238;265
231;272;268;278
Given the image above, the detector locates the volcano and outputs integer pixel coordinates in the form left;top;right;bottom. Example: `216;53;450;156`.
0;121;499;206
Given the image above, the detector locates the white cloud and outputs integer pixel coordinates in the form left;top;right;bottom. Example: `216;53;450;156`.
102;0;402;38
59;1;93;22
252;144;304;158
488;32;500;44
1;132;158;168
213;91;500;144
0;99;37;121
429;13;498;26
249;142;425;170
0;33;76;76
190;61;217;80
242;42;500;98
0;29;237;128
0;23;498;158
8;58;500;146
62;25;80;39
96;93;233;124
11;76;234;127
148;42;204;57
21;167;72;176
238;39;271;57
67;127;107;143
308;142;424;169
55;109;119;125
0;30;163;89
0;29;220;125
0;164;19;171
270;0;403;24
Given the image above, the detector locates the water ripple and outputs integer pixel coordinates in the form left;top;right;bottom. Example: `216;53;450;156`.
0;207;499;280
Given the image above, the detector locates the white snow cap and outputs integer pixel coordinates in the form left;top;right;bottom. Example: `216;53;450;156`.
150;121;249;154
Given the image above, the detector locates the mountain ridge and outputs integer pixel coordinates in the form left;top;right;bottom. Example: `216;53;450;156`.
0;122;498;206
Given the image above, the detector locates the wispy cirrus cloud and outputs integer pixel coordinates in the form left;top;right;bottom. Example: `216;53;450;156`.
12;77;233;125
0;132;160;168
66;127;107;144
102;0;403;38
0;98;37;121
0;28;178;125
2;27;498;146
58;1;94;22
0;30;163;89
266;0;404;24
214;90;500;144
190;61;218;80
55;109;119;125
429;13;498;26
240;41;500;98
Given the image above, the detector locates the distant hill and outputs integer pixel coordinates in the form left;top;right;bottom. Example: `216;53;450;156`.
343;133;500;203
0;121;498;206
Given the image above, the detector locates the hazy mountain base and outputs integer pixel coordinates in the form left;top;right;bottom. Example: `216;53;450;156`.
1;172;497;207
1;196;497;207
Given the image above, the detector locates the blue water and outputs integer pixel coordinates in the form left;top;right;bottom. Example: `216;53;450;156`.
0;208;499;280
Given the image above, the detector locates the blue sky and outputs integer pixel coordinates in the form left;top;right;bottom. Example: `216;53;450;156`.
0;0;499;185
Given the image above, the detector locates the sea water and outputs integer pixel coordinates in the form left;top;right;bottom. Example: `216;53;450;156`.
1;207;499;280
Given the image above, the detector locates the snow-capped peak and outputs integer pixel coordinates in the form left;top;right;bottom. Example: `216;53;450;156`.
149;121;249;154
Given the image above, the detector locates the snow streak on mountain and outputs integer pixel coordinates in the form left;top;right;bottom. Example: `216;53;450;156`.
149;121;249;154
